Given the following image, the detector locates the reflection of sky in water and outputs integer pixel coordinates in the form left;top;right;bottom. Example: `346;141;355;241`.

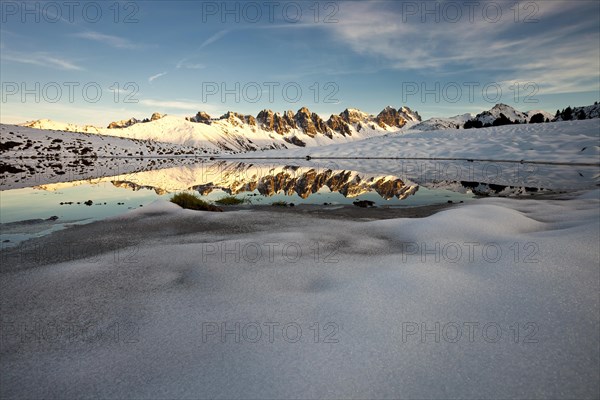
0;160;479;246
0;181;474;224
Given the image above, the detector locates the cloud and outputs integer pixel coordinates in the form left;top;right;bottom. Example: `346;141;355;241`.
325;0;600;94
1;50;83;70
199;29;230;49
176;59;206;69
148;72;167;83
74;31;139;49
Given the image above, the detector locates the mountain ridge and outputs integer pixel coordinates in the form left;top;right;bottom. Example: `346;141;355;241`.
21;105;422;153
18;102;599;153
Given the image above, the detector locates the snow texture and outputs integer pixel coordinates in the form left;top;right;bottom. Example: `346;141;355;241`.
1;192;598;399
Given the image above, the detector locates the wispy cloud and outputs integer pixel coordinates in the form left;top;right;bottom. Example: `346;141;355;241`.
148;72;167;83
325;1;599;94
200;29;230;49
74;31;139;49
176;58;206;69
1;50;83;70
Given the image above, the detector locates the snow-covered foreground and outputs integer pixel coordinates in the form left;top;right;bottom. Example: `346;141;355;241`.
1;191;598;398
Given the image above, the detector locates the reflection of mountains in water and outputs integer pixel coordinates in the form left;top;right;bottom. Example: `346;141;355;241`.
111;163;419;200
111;181;170;196
192;168;418;200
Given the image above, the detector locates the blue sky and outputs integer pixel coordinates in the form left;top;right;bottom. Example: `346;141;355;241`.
1;0;599;125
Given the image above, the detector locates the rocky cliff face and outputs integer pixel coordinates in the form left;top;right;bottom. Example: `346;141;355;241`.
256;109;294;134
326;114;352;136
256;107;332;137
218;111;256;127
150;112;164;121
108;112;165;129
187;111;211;124
375;106;421;129
295;107;331;138
107;117;140;129
220;105;420;138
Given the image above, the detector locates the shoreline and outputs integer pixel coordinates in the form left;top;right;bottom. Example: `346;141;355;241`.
1;189;595;273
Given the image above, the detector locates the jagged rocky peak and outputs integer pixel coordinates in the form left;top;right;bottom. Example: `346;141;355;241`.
256;109;274;126
150;112;164;121
107;117;139;129
340;108;370;124
219;111;256;127
374;105;421;128
107;112;165;128
187;111;212;124
326;108;373;137
327;114;352;136
375;106;407;128
294;107;331;138
294;107;314;133
399;106;422;122
256;109;292;134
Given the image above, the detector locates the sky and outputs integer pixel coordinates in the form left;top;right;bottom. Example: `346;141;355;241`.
1;0;599;125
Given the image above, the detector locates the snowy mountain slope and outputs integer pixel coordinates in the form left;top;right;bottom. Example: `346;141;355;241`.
219;119;600;193
260;119;600;164
21;106;422;153
0;124;215;190
22;119;104;134
474;103;529;125
410;113;474;131
0;124;207;159
411;104;589;131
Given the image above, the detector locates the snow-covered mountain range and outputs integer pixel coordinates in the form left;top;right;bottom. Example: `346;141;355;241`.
15;102;599;153
19;106;422;153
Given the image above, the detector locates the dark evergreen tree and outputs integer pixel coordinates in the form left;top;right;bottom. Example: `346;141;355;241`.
529;113;545;124
492;113;513;126
464;119;483;129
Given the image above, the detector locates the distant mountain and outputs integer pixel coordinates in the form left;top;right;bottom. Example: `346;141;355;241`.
525;110;555;123
22;119;103;134
21;106;422;153
411;113;474;131
18;102;599;152
474;103;529;125
413;103;597;131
